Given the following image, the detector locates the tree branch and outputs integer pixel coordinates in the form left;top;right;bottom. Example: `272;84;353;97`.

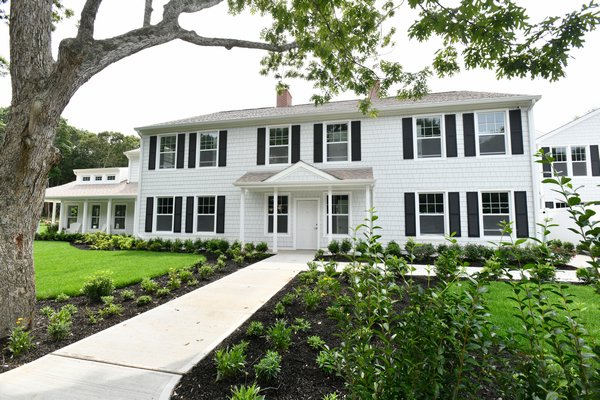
143;0;153;27
163;0;224;22
77;0;103;41
176;28;297;51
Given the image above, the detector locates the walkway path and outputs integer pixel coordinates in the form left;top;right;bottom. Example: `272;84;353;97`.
0;251;314;400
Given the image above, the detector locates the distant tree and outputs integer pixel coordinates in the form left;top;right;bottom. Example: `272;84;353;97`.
0;0;598;337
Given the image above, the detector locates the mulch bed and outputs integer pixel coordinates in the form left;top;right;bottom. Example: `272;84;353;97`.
0;253;270;374
172;275;346;400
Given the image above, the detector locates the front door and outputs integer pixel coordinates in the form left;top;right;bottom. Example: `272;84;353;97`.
296;200;318;249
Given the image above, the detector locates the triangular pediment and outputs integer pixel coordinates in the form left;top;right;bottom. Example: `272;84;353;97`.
264;161;340;184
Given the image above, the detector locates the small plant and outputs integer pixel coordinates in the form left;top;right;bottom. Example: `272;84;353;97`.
266;319;292;352
385;240;402;257
302;289;321;311
121;289;136;301
323;261;337;277
187;278;199;286
101;295;115;305
167;268;182;290
322;393;339;400
255;241;269;253
214;341;249;381
340;238;352;255
314;248;325;259
291;317;311;333
178;267;194;283
156;287;171;297
140;277;159;293
243;242;256;254
98;302;124;318
307;335;325;350
198;265;215;280
47;306;75;341
316;348;338;374
216;254;227;270
327;240;340;255
254;350;282;381
246;321;264;337
280;292;296;306
40;306;54;317
136;295;152;306
55;293;70;302
528;262;556;282
229;384;265;400
273;301;286;316
81;271;115;302
85;308;102;325
7;318;35;357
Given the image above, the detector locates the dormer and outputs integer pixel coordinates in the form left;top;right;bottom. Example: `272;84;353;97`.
74;167;129;184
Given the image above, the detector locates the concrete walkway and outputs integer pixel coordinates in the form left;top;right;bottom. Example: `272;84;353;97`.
0;251;314;400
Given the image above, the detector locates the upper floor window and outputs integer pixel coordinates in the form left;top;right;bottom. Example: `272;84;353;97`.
267;195;288;233
107;175;116;181
156;197;174;231
571;146;587;176
326;123;349;162
197;196;216;232
82;176;91;182
418;193;445;235
551;147;568;176
95;176;103;181
199;132;218;167
481;192;509;236
269;127;289;164
159;135;177;169
416;117;442;158
325;194;349;234
477;111;506;155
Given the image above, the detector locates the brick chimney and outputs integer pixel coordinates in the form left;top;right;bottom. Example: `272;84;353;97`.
276;88;293;107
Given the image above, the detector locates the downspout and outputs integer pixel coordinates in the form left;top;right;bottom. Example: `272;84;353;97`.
526;99;542;240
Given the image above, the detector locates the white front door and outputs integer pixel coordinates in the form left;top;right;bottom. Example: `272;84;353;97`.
296;200;318;249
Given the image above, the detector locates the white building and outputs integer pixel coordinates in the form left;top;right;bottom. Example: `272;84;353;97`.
537;108;600;242
47;90;542;251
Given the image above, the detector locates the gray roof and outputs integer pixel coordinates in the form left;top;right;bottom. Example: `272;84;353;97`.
137;91;538;132
235;167;373;184
45;181;138;200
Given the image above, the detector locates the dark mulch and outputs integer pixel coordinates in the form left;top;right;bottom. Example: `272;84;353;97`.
0;253;271;374
172;276;346;400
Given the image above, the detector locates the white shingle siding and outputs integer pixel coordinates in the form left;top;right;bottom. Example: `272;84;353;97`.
137;98;539;248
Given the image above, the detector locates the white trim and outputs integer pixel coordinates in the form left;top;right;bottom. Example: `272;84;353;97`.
195;195;218;234
264;192;292;237
415;191;448;238
89;203;102;230
474;109;511;157
264;160;339;183
196;130;220;169
157;133;178;170
266;125;292;166
323;120;351;163
294;198;320;250
322;191;352;238
413;113;446;160
536;108;600;142
546;144;592;178
113;203;127;232
478;190;514;238
155;196;175;233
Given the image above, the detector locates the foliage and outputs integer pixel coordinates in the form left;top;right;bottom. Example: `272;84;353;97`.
385;240;402;258
316;348;339;375
254;350;282;381
46;305;76;341
327;240;340;256
340;238;353;255
291;317;311;333
266;319;293;352
228;383;265;400
214;341;249;381
246;321;264;337
55;293;70;302
136;295;152;306
255;242;269;253
167;268;182;290
98;302;124;318
120;289;135;301
273;301;286;317
280;292;297;306
178;267;194;284
7;318;35;357
156;287;171;297
198;265;215;280
302;289;321;311
307;335;326;350
140;277;160;293
81;271;115;303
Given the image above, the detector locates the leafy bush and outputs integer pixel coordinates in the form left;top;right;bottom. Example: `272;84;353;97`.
214;341;248;381
255;241;269;253
462;243;493;263
98;302;124;318
307;335;325;350
7;319;34;357
55;293;70;302
266;320;292;352
243;242;256;254
229;384;265;400
291;317;311;333
302;289;321;311
136;295;152;306
198;265;215;280
273;301;286;316
167;268;182;290
340;239;352;255
120;289;135;301
385;240;402;258
156;287;171;297
140;277;159;293
81;271;114;302
178;268;194;283
327;240;340;255
316;348;338;374
280;292;296;306
528;262;556;282
47;306;75;341
314;248;325;259
246;321;264;337
254;350;282;381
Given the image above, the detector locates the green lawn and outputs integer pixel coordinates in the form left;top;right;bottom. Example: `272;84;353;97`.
34;241;203;299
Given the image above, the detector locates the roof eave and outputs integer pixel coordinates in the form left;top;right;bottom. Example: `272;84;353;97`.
233;179;375;189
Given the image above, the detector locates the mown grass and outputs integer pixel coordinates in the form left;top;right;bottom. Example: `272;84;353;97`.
34;241;203;299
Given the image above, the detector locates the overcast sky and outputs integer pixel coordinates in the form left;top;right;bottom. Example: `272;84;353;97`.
1;0;599;135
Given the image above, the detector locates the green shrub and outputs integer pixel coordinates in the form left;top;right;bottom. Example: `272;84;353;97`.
246;321;264;337
167;268;182;290
120;289;135;301
576;267;598;283
214;341;248;381
156;287;171;297
273;301;286;316
340;238;352;255
323;261;337;277
187;278;199;286
266;319;292;352
183;239;195;253
307;335;325;350
229;384;265;400
171;239;184;252
385;240;402;258
140;277;159;293
327;240;340;255
55;293;70;302
243;242;256;254
291;317;311;333
280;292;296;306
81;271;114;302
7;319;35;357
255;242;269;253
47;306;75;341
40;306;54;318
529;262;556;282
178;268;194;283
216;254;227;270
314;248;325;259
254;350;282;381
302;289;321;311
98;302;124;318
136;295;152;306
322;393;339;400
412;242;436;263
316;348;338;374
198;265;215;280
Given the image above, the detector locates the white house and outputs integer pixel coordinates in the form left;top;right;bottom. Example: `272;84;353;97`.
46;90;543;251
537;108;600;242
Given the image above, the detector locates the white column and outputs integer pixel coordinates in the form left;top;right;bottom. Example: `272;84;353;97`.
58;203;63;232
327;186;333;245
132;198;138;236
82;200;89;233
365;185;372;229
240;189;246;246
106;198;113;234
51;202;57;225
273;188;278;253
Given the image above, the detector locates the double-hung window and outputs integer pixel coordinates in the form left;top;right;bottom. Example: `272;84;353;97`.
267;196;288;234
326;195;349;234
269;127;289;164
156;197;174;231
481;192;510;236
199;132;218;167
551;147;568;176
416;117;442;158
159;135;177;169
477;112;506;155
326;123;349;162
114;205;126;230
67;205;78;228
418;193;445;235
197;196;216;232
90;205;101;229
571;146;587;176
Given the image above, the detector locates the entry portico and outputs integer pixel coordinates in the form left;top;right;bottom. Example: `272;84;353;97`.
234;161;374;251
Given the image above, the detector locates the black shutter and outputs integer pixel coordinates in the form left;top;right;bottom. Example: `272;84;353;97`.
445;114;458;157
148;136;157;170
351;120;361;161
173;196;182;233
404;192;416;236
514;191;529;238
463;113;476;157
216;196;226;234
257;128;266;165
448;192;461;237
591;145;600;176
541;146;552;177
466;192;480;237
176;133;185;169
509;109;524;155
188;133;197;168
144;197;154;233
291;125;301;163
185;196;194;233
219;130;227;167
313;123;323;163
402;117;414;160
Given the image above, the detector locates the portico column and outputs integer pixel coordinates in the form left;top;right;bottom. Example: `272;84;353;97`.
240;189;246;246
327;186;333;245
58;203;63;232
132;198;138;236
106;198;112;234
365;185;372;229
51;202;57;225
82;200;89;233
273;187;278;253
